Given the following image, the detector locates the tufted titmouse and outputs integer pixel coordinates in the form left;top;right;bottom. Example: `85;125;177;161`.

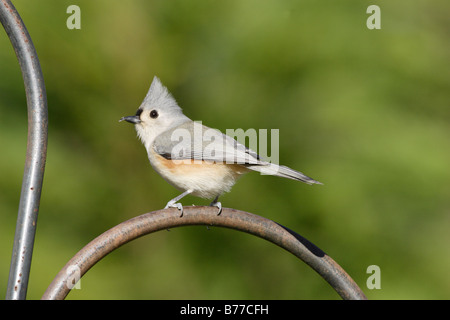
120;76;321;215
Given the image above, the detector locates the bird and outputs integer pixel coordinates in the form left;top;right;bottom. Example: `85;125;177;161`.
120;76;322;216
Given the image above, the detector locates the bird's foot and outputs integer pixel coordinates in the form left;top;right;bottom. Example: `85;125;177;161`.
165;201;184;217
209;200;222;215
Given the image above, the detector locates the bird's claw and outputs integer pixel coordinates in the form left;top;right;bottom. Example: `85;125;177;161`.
209;201;222;215
165;202;184;217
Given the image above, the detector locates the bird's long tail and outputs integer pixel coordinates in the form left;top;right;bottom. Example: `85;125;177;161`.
247;163;322;185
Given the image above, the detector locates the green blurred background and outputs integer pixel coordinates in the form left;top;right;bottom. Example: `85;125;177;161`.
1;0;449;299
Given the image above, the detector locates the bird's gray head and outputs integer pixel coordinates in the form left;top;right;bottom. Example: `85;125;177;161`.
120;76;190;147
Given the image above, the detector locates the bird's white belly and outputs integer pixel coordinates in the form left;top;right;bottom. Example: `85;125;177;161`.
148;149;248;199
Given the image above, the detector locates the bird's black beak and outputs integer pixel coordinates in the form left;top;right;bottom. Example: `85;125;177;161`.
119;115;141;124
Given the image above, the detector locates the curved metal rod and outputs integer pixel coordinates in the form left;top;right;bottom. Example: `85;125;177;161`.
0;0;48;299
42;207;367;300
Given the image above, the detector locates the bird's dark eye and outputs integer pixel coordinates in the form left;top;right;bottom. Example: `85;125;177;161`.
150;110;158;119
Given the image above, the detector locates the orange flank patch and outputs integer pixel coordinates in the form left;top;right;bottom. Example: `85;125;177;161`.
154;153;248;176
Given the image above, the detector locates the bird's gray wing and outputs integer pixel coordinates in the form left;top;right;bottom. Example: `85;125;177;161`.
152;121;261;165
152;121;322;185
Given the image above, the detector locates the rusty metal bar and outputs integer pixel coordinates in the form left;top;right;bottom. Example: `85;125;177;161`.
42;207;367;300
0;0;48;300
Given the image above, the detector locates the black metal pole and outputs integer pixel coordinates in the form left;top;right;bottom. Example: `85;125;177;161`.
0;0;48;300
